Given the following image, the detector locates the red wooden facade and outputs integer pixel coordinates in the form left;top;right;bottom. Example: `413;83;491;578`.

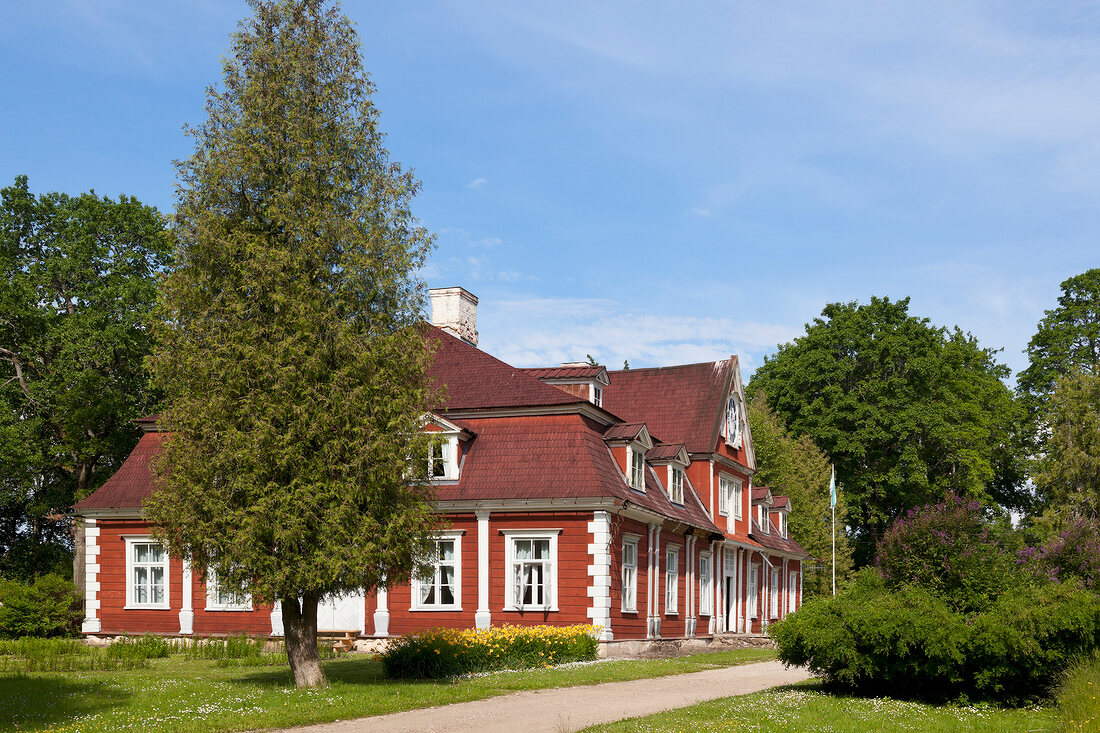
74;288;808;642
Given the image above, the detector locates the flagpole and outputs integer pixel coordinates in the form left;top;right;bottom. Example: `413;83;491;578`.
830;465;836;597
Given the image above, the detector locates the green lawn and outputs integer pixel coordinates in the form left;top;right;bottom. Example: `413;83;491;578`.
0;647;775;732
582;681;1057;733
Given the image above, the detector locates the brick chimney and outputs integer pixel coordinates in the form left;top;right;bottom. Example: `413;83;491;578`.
429;287;479;346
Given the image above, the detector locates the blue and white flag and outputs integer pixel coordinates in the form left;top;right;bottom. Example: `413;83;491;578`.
829;466;836;508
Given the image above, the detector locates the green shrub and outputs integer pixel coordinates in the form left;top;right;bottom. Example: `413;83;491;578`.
771;569;968;699
772;569;1100;704
966;582;1100;704
1055;650;1100;732
0;574;82;638
382;624;600;679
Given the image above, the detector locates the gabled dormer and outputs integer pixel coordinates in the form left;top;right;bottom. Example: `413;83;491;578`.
771;495;791;539
604;422;654;492
522;363;610;407
751;485;774;534
421;413;474;481
647;443;690;505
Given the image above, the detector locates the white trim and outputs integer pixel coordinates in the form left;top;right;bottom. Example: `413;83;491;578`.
81;519;101;634
373;585;389;637
503;531;559;612
124;537;170;610
411;530;465;611
475;511;491;630
619;533;641;613
698;550;713;617
664;544;680;616
270;600;284;637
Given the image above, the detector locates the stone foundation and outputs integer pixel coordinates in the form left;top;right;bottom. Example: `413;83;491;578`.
598;634;775;659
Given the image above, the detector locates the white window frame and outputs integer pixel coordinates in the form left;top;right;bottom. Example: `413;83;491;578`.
124;537;170;610
788;571;798;613
206;567;252;612
628;446;645;490
428;435;460;480
591;384;603;407
770;567;780;619
411;531;464;611
719;475;741;528
758;506;769;534
665;545;680;615
777;512;786;538
698;552;712;616
733;478;743;521
669;466;684;505
621;534;641;612
718;475;729;516
503;530;560;612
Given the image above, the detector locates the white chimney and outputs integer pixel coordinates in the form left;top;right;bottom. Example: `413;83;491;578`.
429;287;479;346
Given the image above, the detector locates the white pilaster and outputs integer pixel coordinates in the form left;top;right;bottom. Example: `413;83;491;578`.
81;519;101;634
270;601;283;637
373;585;390;637
685;535;695;637
586;511;613;641
179;560;194;634
475;510;492;630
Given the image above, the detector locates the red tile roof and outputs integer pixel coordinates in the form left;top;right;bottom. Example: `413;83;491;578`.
521;366;606;380
426;327;583;411
752;486;772;503
72;432;166;510
750;518;808;555
602;360;734;452
772;495;791;510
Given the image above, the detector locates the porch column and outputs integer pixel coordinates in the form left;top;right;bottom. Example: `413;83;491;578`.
373;583;390;637
685;535;695;637
475;511;492;630
586;511;613;641
707;540;718;635
179;560;194;634
80;519;101;634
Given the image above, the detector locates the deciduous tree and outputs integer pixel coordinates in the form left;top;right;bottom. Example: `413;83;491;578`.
748;297;1025;566
1031;369;1100;528
0;176;170;580
146;0;439;688
747;393;852;596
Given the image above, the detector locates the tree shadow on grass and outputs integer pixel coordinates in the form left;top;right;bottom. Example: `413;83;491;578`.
236;655;437;688
0;674;131;729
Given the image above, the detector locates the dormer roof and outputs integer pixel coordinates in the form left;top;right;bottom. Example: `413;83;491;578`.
751;486;774;505
603;422;654;449
522;365;610;385
647;443;690;465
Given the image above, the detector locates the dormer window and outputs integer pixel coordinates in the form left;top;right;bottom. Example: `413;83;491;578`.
430;440;448;478
725;393;744;448
592;385;603;407
629;447;645;490
669;467;684;504
777;512;787;538
759;507;769;534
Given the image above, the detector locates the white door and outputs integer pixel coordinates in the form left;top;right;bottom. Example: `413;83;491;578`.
317;590;364;632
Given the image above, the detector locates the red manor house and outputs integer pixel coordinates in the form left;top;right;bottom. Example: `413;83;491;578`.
74;287;808;644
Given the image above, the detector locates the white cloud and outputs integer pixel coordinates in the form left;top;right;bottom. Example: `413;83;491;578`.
689;205;711;218
479;296;799;376
466;177;488;189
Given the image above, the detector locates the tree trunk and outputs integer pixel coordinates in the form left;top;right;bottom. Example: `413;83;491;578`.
281;592;326;688
72;518;86;606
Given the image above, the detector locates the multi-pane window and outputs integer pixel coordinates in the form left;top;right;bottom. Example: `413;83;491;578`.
510;537;554;609
665;547;679;614
788;572;798;613
669;468;684;504
719;476;741;523
733;479;743;520
629;448;645;490
621;537;639;612
207;567;251;611
748;565;759;619
592;385;603;407
718;476;729;516
698;553;712;615
429;440;447;478
725;394;743;447
414;537;460;609
128;540;168;608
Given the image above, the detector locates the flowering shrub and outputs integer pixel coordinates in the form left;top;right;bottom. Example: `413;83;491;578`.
1019;518;1100;589
381;624;600;678
876;494;1017;613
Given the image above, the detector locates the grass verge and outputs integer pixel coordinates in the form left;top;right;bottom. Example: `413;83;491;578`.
0;646;775;731
1056;651;1100;732
582;681;1056;733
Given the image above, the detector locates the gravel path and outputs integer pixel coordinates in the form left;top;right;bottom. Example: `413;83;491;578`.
281;659;812;733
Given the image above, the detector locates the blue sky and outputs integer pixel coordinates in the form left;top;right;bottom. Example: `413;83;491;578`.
3;1;1098;381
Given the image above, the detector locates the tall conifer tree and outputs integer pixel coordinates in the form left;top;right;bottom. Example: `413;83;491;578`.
146;0;438;687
